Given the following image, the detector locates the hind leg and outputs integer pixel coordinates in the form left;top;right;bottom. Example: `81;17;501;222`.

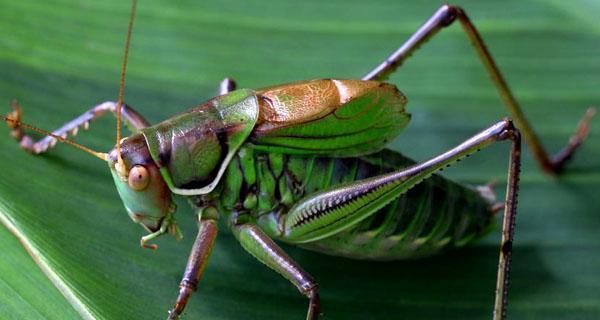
362;4;594;175
275;119;521;319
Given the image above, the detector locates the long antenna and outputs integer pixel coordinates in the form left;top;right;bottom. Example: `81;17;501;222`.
116;0;138;177
2;115;108;161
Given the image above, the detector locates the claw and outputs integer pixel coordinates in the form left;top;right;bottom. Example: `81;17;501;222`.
19;136;33;151
167;309;181;320
475;179;498;204
475;180;505;214
5;100;21;129
569;107;596;144
140;237;158;250
4;100;24;141
550;107;597;173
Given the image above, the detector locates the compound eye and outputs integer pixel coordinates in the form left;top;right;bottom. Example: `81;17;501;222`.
128;165;150;191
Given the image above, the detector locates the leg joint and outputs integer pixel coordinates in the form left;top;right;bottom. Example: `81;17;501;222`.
498;119;521;142
301;281;319;296
180;278;198;292
439;4;463;27
501;240;513;256
296;276;319;298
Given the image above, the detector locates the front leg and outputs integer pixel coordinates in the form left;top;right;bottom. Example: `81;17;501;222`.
4;100;150;154
231;218;320;320
168;217;218;320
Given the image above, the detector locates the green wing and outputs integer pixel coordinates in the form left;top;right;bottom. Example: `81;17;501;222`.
249;81;410;156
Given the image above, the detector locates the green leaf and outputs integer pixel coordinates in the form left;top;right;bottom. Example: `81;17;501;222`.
1;0;599;319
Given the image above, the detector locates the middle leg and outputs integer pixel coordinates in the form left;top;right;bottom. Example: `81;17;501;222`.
231;217;320;320
168;217;218;320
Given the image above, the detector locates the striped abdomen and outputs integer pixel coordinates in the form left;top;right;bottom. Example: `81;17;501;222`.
220;148;494;260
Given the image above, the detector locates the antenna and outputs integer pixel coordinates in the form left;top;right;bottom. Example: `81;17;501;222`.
115;0;138;178
2;115;108;161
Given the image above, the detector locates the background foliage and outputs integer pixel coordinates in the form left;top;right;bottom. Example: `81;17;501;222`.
0;0;599;319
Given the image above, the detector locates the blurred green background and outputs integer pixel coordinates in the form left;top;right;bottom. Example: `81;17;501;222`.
0;0;599;319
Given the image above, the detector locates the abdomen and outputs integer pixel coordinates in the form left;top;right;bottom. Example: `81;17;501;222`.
289;149;494;260
222;148;494;260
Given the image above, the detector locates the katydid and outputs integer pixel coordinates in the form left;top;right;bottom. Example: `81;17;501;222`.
2;2;596;320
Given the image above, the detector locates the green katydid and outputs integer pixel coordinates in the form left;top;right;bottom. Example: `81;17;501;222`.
1;2;596;320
